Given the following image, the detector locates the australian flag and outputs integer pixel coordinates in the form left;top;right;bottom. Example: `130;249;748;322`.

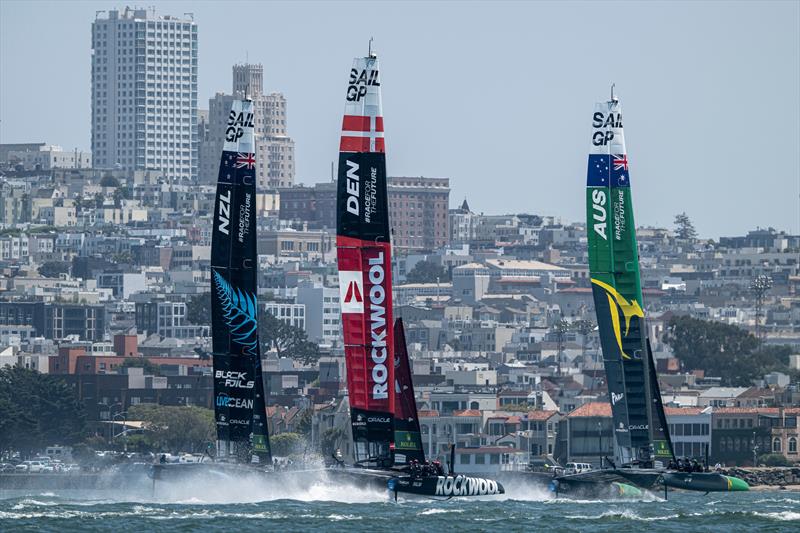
611;153;630;188
587;153;630;188
586;154;610;187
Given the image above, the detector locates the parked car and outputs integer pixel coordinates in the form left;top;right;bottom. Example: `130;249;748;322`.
16;461;46;473
0;463;16;473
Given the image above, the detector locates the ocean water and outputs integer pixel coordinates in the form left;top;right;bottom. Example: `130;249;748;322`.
1;474;798;532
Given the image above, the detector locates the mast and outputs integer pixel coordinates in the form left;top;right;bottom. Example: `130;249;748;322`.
585;89;654;466
210;98;271;464
393;319;425;463
336;46;395;467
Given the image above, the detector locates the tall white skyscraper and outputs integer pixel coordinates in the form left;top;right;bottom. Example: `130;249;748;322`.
91;7;198;181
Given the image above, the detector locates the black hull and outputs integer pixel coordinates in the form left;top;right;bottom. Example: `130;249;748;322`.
151;463;503;498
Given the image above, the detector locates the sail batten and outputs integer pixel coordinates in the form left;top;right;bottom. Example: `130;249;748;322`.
336;53;395;466
211;99;271;463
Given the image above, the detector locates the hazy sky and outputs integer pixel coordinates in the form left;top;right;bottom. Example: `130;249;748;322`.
1;1;798;238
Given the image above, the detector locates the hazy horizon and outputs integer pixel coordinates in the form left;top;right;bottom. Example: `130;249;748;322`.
1;0;798;239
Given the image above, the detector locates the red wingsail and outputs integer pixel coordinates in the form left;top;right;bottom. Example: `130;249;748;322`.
336;51;395;466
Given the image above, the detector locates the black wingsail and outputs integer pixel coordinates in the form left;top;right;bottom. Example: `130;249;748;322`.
393;318;425;464
210;99;271;464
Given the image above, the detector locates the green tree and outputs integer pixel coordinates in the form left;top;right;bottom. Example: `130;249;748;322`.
270;432;305;457
0;367;86;458
757;453;791;467
674;212;698;240
127;404;215;454
663;316;791;385
259;312;320;366
120;357;162;376
38;261;71;278
99;174;120;188
186;293;211;325
406;260;450;284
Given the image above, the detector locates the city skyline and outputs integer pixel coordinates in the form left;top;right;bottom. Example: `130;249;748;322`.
1;0;798;238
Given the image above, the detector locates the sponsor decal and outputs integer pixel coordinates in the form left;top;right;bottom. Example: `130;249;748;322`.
217;189;231;235
347;67;380;102
338;271;365;314
216;393;254;410
629;424;649;431
614;188;627;241
228;419;249;425
367;416;391;424
591;189;608;241
591;278;644;360
611;392;624;405
225;110;255;142
616;422;629;433
352;413;367;427
367;252;388;400
238;192;252;244
434;475;501;496
394;431;421;451
215;370;255;389
591;111;622;146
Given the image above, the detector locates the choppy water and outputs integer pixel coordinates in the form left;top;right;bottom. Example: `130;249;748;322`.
1;476;798;532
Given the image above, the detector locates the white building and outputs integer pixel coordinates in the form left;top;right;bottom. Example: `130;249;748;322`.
7;145;92;170
296;285;340;345
262;302;305;330
91;8;198;181
199;63;295;189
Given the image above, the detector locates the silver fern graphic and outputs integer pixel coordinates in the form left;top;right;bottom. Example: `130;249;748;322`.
213;270;258;355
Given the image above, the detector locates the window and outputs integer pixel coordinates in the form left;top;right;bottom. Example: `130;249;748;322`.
790;437;798;454
475;454;485;464
490;454;500;464
773;437;782;452
459;454;471;465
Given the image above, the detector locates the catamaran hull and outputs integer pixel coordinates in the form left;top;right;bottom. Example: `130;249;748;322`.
502;468;748;498
662;472;749;492
327;467;504;498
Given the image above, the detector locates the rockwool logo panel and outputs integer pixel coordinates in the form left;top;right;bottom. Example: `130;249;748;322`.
339;271;364;314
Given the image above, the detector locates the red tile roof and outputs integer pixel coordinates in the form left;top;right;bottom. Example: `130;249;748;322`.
526;410;559;420
566;402;612;418
664;407;705;416
417;410;439;418
453;409;482;417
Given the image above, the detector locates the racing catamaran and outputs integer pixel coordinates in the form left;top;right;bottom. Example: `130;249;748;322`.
546;87;748;497
333;45;503;498
152;98;272;482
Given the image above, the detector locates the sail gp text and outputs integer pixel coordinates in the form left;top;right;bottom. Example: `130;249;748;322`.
435;475;501;496
368;252;389;400
591;111;623;146
225;110;254;142
347;68;380;102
